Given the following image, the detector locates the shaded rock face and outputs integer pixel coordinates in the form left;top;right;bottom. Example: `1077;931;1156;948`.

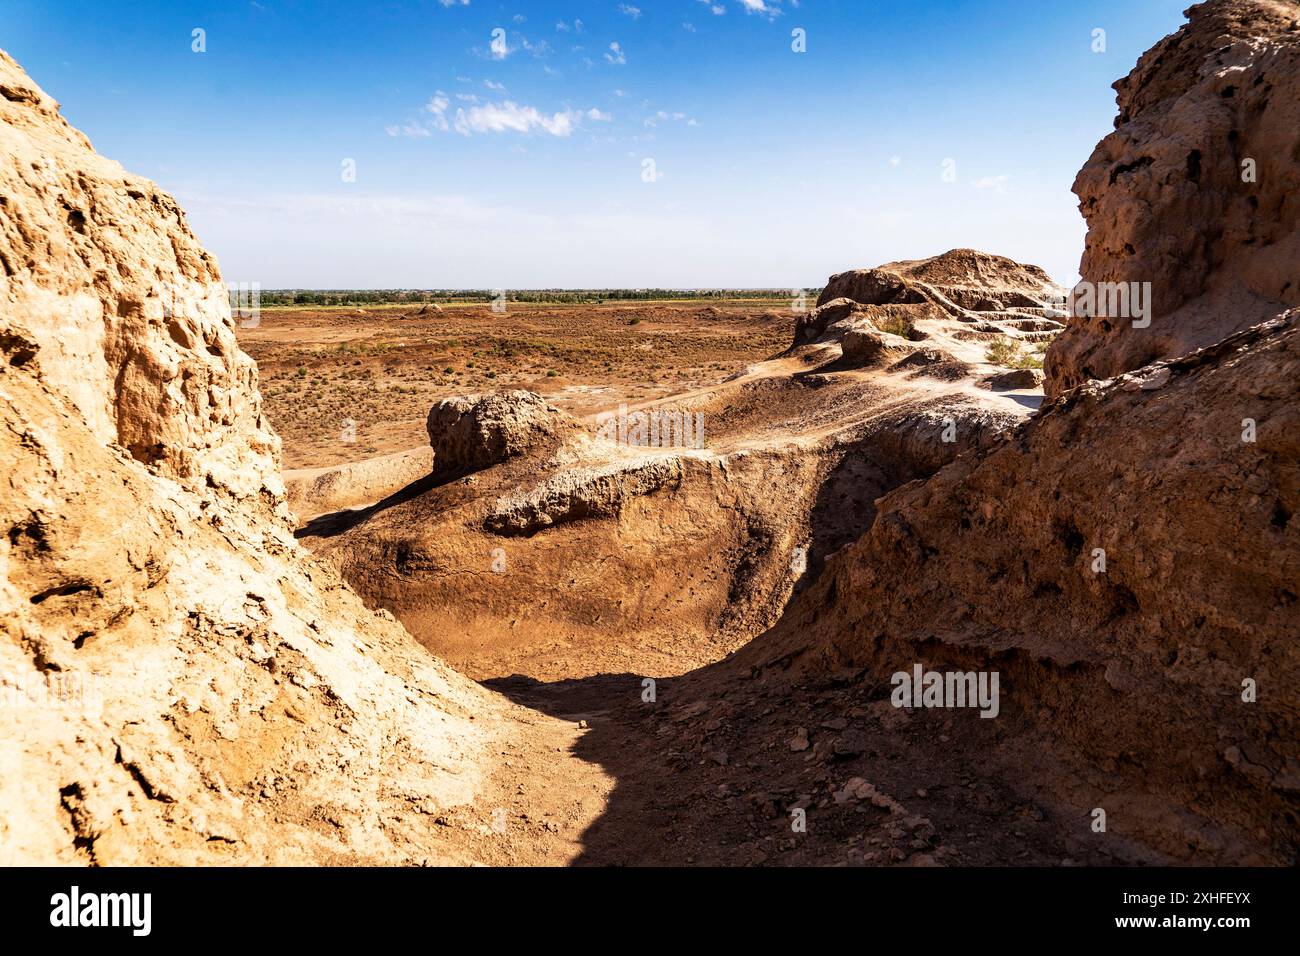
1045;0;1300;398
754;316;1300;862
0;51;499;864
981;367;1044;391
0;51;281;509
426;390;574;475
730;1;1300;863
840;326;913;366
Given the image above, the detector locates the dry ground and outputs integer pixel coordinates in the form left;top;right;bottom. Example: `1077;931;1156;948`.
229;298;1106;868
239;300;794;470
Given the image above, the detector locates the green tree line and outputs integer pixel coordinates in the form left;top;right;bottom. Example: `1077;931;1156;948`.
256;289;805;307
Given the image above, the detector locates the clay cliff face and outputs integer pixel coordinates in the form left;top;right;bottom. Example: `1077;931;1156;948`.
725;0;1300;863
1045;0;1300;397
749;317;1299;861
0;51;514;864
0;53;281;506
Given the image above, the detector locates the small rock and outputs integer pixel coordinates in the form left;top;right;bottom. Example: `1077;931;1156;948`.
832;730;868;757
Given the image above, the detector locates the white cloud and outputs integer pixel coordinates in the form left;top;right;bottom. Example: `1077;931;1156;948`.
391;91;602;139
438;0;469;6
618;3;642;18
484;79;506;91
386;123;430;138
453;100;582;137
733;0;786;17
411;92;451;133
556;19;583;33
643;110;697;128
683;21;696;32
605;41;626;65
972;174;1011;190
740;0;789;15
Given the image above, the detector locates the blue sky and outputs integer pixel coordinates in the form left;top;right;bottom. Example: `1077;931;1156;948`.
2;0;1190;288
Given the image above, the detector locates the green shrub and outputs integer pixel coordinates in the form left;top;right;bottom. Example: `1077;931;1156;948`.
875;315;913;339
986;337;1044;370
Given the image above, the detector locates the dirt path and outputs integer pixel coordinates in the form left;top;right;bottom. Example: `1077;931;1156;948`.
438;663;1135;867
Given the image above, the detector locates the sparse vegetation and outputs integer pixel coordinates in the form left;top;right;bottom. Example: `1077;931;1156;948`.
239;301;792;469
985;337;1044;369
875;315;914;339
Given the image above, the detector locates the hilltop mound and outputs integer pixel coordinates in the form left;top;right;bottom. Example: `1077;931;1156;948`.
819;248;1063;315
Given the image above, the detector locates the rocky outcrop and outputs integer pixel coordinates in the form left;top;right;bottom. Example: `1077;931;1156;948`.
802;251;1067;373
0;50;514;864
794;298;939;348
841;326;915;367
1044;0;1300;398
427;390;575;475
749;315;1300;862
0;51;281;510
819;248;1062;316
718;0;1300;863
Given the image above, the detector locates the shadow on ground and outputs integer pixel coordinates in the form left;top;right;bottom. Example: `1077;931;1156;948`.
483;655;1118;867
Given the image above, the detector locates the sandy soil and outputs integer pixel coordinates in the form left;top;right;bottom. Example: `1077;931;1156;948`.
238;301;794;470
240;297;1102;868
